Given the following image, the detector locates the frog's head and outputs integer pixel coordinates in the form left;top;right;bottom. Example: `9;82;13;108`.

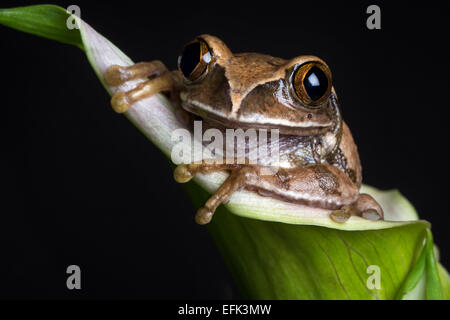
177;35;340;136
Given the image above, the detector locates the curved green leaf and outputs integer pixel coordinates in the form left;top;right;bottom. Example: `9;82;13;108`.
0;4;82;48
186;183;432;299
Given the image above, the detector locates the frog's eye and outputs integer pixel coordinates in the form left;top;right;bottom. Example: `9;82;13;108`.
292;62;332;107
178;39;212;82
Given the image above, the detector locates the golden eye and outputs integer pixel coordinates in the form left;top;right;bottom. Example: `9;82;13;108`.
293;62;332;107
178;39;212;82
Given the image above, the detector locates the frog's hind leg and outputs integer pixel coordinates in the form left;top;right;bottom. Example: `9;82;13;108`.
354;193;384;221
175;162;384;225
330;193;384;223
104;61;175;113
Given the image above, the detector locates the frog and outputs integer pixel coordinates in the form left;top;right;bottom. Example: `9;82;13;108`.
104;34;384;225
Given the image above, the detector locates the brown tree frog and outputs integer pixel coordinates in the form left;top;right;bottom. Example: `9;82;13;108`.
104;35;383;225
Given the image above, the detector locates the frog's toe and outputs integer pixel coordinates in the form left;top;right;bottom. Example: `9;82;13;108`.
361;209;382;221
355;193;384;220
111;92;130;113
195;207;213;225
105;65;127;86
329;209;351;223
173;164;195;183
107;73;175;114
329;203;357;223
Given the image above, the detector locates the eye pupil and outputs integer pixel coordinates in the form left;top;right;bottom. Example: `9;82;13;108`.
179;42;200;78
304;66;329;101
178;40;210;81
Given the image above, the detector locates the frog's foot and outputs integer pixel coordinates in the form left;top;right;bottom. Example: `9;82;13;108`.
173;163;200;183
329;206;354;223
174;162;254;224
354;193;384;221
330;193;384;223
104;61;174;113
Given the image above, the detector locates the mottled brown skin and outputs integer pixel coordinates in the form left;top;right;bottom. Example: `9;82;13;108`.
105;34;383;225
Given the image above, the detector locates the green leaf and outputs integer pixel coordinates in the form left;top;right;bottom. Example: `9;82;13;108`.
186;183;432;299
2;4;449;300
425;230;443;299
395;234;427;299
0;5;83;49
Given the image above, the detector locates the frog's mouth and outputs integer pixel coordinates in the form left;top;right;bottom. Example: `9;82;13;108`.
181;101;334;137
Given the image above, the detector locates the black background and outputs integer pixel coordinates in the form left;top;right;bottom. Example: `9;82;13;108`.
0;0;449;299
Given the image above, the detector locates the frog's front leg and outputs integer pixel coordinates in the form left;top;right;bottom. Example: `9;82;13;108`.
104;61;176;113
174;161;256;224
